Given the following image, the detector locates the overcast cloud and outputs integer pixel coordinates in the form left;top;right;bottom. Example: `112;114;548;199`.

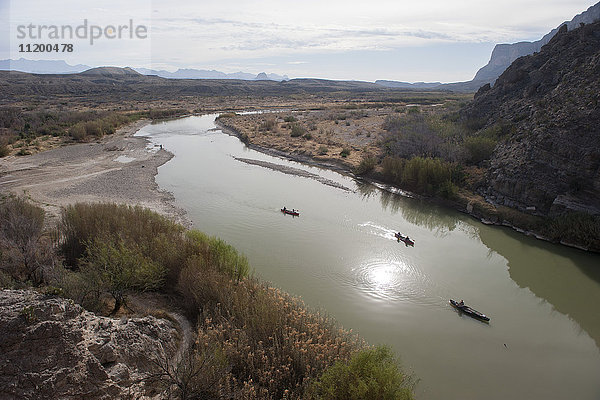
2;0;597;82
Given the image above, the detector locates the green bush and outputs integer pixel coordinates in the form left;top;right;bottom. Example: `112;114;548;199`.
340;148;351;158
318;145;329;155
284;115;297;122
81;237;166;314
381;156;460;196
355;155;377;175
464;136;497;164
314;346;415;400
69;123;86;141
60;203;185;269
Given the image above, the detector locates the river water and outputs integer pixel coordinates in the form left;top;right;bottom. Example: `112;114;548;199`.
137;114;600;400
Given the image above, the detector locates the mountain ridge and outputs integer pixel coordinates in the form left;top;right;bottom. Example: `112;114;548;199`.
473;1;600;83
0;59;289;82
464;21;600;218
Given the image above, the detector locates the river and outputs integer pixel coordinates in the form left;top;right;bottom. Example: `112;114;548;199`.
136;114;600;400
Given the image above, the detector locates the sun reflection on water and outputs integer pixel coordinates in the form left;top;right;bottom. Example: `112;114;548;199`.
352;257;434;303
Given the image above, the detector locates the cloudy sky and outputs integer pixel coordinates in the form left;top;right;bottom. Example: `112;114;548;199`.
2;0;597;82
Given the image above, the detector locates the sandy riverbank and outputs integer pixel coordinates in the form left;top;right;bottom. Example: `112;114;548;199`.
0;119;188;227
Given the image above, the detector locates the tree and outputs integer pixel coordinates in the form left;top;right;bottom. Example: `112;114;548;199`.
82;238;166;314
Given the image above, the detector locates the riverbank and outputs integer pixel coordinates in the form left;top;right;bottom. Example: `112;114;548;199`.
216;118;597;253
0;119;188;227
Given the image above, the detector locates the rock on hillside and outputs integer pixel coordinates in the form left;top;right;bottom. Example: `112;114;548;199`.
473;2;600;83
0;289;178;399
464;22;600;216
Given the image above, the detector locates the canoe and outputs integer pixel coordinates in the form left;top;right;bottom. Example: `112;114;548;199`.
281;208;300;216
449;299;490;322
395;232;414;246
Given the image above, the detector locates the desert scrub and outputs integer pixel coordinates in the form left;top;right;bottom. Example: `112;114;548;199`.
354;155;377;175
284;115;297;122
312;346;415;400
0;140;9;157
381;156;462;196
178;278;366;399
290;123;306;137
537;212;600;251
340;148;351;158
259;117;277;132
318;146;329;155
0;196;56;285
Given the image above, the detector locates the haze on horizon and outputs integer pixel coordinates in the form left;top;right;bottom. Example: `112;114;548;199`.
1;0;597;82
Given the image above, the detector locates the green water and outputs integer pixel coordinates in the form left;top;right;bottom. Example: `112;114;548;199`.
137;115;600;400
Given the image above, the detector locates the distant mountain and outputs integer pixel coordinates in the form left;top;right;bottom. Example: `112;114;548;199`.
473;1;600;84
0;58;90;74
80;67;142;77
463;21;600;220
133;67;289;81
375;80;442;89
0;59;289;81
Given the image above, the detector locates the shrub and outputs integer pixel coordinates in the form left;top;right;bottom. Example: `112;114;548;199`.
381;156;460;196
283;115;297;122
355;155;377;175
60;203;185;270
318;146;329;155
340;148;351;158
290;123;306;137
259;117;276;132
148;109;188;119
69;123;87;141
81;237;166;314
216;112;237;119
538;212;600;250
313;346;415;400
0;141;9;157
84;121;103;137
0;196;55;285
464;136;497;164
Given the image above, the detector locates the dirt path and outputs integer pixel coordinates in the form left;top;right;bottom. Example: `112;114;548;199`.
168;311;194;365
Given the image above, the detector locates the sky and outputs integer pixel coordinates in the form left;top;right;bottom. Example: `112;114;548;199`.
1;0;598;82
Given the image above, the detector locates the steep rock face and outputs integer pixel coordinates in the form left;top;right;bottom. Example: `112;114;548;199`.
0;290;178;399
464;22;600;216
473;2;600;84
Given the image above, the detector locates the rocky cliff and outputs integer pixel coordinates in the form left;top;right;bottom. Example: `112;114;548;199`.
464;21;600;216
473;2;600;84
0;290;178;399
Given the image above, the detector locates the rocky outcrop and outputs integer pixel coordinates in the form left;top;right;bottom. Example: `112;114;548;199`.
473;2;600;84
0;290;178;399
464;21;600;216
